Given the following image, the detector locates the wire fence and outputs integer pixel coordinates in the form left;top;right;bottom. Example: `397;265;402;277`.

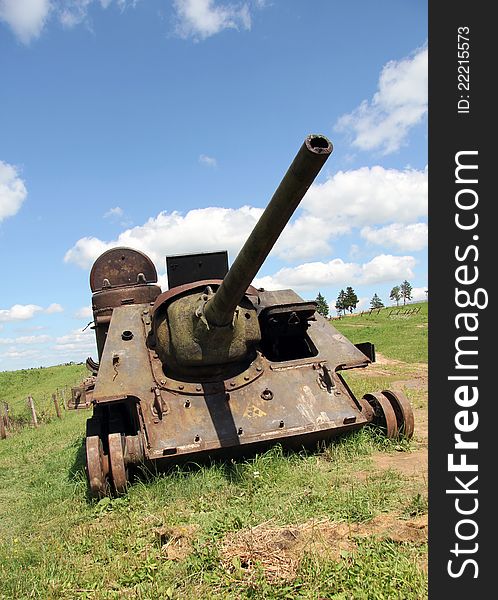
0;385;73;440
330;299;427;320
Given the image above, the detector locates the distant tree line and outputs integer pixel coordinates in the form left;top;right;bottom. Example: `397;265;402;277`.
314;280;421;318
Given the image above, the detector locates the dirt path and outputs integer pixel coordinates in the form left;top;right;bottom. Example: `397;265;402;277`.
359;352;428;478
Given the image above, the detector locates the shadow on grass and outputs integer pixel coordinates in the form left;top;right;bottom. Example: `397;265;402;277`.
69;435;86;481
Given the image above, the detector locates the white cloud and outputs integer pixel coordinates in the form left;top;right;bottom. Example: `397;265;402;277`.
274;214;337;260
199;154;217;167
1;0;264;43
58;0;91;27
411;286;428;302
0;0;135;41
103;205;132;227
173;0;251;40
0;302;64;322
358;254;415;285
64;236;113;269
0;0;51;44
104;206;124;219
59;0;131;29
335;45;428;155
0;160;27;222
254;259;358;291
13;324;47;332
54;327;96;353
360;222;428;252
0;304;43;322
303;165;427;231
65;164;427;270
45;303;64;314
65;205;264;271
0;334;51;345
0;348;44;362
282;162;428;261
254;254;416;291
277;165;427;260
74;306;93;319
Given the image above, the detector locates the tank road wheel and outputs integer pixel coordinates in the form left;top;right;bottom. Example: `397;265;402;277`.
108;433;128;494
362;392;398;439
86;436;108;498
381;389;415;440
358;396;375;422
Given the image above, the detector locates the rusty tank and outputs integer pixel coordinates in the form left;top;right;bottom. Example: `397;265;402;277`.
84;134;414;497
69;358;98;410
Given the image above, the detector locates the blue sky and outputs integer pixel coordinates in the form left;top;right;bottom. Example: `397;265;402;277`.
0;0;427;371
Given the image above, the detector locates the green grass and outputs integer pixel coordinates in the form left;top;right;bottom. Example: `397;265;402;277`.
0;362;87;422
0;308;428;599
0;418;426;599
332;302;428;364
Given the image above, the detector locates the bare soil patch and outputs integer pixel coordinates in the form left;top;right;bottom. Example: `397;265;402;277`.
375;353;407;367
372;448;427;478
357;353;428;382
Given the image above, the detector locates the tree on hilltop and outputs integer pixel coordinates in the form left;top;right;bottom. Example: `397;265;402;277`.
344;286;359;313
390;285;401;306
370;293;384;309
335;289;347;316
400;280;413;305
315;292;329;317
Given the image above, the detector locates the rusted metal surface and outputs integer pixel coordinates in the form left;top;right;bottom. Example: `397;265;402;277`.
90;248;161;359
86;356;99;374
152;280;259;315
86;435;109;498
92;281;161;360
69;376;96;410
166;251;229;288
381;389;414;439
90;247;158;292
362;392;399;438
83;134;415;496
108;433;127;493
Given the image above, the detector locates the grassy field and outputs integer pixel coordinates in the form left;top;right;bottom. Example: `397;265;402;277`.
332;302;427;364
0;304;428;599
0;363;87;424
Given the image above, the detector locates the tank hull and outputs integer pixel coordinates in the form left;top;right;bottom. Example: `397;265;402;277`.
88;290;370;475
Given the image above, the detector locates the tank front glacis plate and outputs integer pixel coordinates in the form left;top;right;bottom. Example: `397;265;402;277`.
142;363;368;460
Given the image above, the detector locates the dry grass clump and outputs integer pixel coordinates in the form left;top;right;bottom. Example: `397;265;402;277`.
220;514;427;582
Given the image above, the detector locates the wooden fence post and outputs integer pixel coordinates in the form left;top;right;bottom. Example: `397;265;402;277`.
28;395;38;428
0;413;6;439
2;403;9;429
53;393;62;419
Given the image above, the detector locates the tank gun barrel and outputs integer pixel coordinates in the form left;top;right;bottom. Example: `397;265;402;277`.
203;134;333;327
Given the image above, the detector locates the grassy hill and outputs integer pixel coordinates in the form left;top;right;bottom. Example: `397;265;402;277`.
0;307;428;599
0;363;87;423
332;301;427;364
